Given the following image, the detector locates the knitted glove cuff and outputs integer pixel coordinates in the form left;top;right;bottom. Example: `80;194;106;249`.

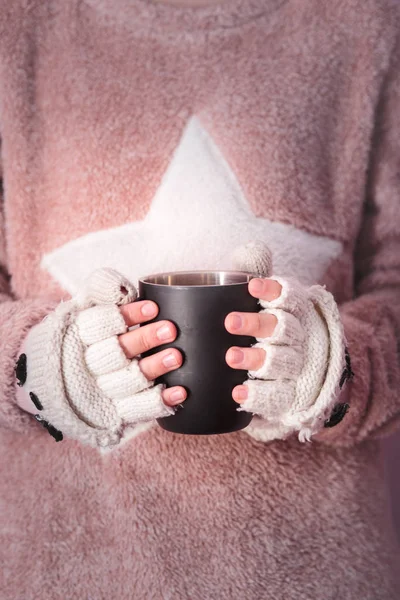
22;306;111;446
297;284;347;436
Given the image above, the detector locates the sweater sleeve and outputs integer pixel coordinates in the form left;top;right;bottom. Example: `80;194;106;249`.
0;141;58;433
315;33;400;448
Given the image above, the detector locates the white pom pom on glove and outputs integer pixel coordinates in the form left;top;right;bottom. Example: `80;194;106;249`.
14;268;176;450
232;240;352;443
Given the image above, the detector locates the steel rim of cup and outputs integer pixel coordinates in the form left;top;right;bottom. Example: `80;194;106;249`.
138;270;260;287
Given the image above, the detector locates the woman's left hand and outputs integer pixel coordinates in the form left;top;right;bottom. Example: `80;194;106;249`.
223;273;352;442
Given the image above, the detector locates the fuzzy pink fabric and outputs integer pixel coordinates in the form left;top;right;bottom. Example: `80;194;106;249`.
0;0;400;597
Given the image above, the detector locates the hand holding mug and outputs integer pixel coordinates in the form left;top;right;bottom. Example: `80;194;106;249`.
118;301;187;408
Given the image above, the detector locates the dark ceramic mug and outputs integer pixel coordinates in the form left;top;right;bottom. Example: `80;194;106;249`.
136;270;261;435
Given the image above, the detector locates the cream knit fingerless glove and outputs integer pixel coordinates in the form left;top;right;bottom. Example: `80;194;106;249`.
232;240;349;442
15;268;175;449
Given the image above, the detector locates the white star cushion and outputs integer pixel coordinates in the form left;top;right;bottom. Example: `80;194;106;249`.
41;116;342;295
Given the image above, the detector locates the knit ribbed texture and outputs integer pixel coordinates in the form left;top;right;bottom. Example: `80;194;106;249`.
97;359;152;399
266;307;306;346
113;386;175;424
248;344;304;380
85;335;130;377
62;324;121;430
76;304;128;345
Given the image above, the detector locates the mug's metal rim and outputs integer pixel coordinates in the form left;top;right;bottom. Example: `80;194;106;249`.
138;270;260;288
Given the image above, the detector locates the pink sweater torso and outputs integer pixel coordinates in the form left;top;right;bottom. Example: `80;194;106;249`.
0;1;400;598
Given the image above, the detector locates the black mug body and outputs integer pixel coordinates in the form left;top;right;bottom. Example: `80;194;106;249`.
137;270;261;435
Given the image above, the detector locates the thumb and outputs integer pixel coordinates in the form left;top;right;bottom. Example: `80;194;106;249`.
231;239;273;278
74;268;138;309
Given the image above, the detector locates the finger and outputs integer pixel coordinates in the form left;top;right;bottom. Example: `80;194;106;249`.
85;336;130;377
225;346;266;371
247;343;303;380
118;320;177;359
97;359;153;399
119;300;159;327
235;379;296;418
97;355;187;405
75;268;137;309
76;305;128;345
138;347;184;381
224;311;277;338
226;309;305;345
249;278;282;301
114;384;184;424
251;276;309;318
97;349;186;421
162;386;188;407
232;385;249;403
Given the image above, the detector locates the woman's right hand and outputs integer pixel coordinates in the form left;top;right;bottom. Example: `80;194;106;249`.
14;267;187;449
119;301;187;408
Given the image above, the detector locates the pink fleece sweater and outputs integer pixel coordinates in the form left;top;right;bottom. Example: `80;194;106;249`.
0;0;400;598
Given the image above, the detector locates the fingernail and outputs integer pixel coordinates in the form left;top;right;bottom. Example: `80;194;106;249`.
251;278;263;294
231;349;244;363
230;314;242;330
157;325;172;341
141;303;156;317
170;390;185;403
162;353;178;367
234;387;248;401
